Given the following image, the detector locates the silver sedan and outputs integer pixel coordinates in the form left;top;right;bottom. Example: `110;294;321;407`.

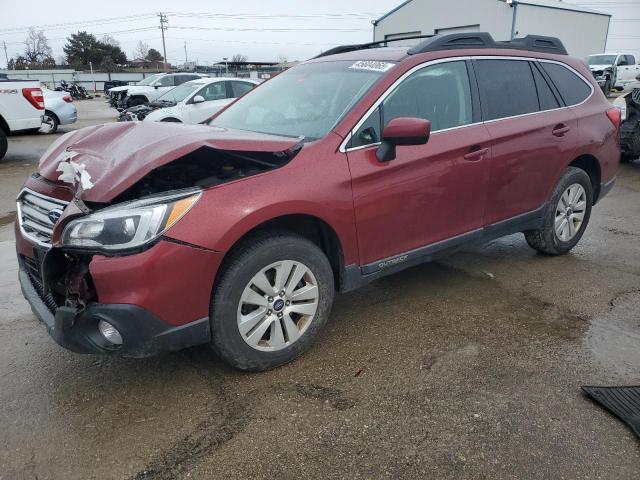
40;88;78;134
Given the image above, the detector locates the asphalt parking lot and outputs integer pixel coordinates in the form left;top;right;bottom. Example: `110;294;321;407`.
1;98;639;480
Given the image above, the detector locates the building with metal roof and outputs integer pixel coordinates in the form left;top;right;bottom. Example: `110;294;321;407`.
373;0;611;59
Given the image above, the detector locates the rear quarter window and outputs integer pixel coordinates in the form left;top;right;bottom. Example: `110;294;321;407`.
540;62;592;106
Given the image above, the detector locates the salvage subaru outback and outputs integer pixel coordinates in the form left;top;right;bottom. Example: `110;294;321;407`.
16;33;620;371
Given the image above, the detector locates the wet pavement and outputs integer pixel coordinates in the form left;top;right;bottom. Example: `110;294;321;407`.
1;99;639;479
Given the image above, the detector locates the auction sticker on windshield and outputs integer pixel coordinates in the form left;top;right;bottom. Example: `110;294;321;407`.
349;61;395;72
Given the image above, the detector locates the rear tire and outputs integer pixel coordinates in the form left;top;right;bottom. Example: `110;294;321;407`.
0;130;7;161
40;111;59;134
524;167;593;255
210;231;335;371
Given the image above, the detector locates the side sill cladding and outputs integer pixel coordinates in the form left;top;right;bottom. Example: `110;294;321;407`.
339;205;546;292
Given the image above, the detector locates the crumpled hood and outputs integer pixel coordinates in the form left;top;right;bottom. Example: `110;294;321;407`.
108;86;129;93
38;122;302;203
589;64;613;72
126;85;153;95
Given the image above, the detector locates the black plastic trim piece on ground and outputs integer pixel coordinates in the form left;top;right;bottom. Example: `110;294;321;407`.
582;386;640;439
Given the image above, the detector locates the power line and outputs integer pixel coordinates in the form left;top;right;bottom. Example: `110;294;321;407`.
0;14;158;34
170;26;369;32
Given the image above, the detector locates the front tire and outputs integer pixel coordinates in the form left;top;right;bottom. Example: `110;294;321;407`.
210;231;335;371
525;167;593;255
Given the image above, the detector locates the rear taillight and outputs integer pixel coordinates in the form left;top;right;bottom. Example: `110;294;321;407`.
606;107;621;129
63;95;73;103
22;88;45;110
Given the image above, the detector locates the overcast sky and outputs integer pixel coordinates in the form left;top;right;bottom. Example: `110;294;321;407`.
1;0;639;68
0;0;398;67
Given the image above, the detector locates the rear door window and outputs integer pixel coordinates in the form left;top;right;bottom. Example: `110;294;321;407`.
540;62;592;106
474;59;539;121
231;81;255;98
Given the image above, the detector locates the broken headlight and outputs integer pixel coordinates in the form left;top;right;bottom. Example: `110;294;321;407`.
61;190;201;252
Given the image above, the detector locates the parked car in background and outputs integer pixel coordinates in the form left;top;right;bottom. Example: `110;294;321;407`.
40;87;77;134
15;33;620;371
613;74;640;162
119;78;259;123
107;73;164;109
587;53;640;94
103;79;129;94
0;79;43;161
108;73;207;110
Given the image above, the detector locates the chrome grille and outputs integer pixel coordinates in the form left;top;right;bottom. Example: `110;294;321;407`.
17;190;69;247
632;88;640;105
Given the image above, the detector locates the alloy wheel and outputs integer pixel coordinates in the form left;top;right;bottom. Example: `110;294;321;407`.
237;260;319;352
555;183;587;242
40;115;55;134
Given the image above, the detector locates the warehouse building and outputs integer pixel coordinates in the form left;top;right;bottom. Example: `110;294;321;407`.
373;0;611;59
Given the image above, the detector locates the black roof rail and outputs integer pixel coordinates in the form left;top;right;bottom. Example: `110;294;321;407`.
314;32;568;60
314;34;434;59
408;32;568;56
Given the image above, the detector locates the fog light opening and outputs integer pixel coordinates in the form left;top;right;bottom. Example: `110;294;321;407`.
98;320;123;345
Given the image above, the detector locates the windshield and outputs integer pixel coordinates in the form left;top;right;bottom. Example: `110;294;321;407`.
157;83;201;103
588;55;617;66
138;74;164;86
211;60;393;139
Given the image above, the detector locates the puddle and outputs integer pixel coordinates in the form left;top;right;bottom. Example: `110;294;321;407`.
585;290;640;378
0;211;16;227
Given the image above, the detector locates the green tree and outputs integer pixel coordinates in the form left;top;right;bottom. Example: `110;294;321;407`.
63;31;127;68
146;48;163;62
64;31;98;67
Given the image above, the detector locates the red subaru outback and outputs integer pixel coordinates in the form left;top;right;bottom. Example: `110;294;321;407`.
16;33;619;370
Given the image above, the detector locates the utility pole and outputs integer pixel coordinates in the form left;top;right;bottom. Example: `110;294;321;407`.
3;41;9;69
158;12;169;71
184;41;188;68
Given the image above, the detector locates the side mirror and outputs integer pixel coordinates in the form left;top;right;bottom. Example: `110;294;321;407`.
191;95;205;104
154;85;160;89
376;117;431;162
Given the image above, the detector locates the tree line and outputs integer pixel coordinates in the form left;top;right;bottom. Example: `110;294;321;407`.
8;28;165;71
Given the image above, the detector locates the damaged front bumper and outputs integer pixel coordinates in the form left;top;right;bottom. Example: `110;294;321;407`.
16;227;222;357
18;259;210;357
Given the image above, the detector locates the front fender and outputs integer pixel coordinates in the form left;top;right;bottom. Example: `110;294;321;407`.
163;140;359;266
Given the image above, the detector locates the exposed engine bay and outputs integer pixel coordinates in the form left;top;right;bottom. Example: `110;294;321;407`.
117;100;177;122
111;145;297;204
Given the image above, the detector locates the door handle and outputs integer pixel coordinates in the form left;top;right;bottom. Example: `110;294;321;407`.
552;124;571;137
463;147;489;161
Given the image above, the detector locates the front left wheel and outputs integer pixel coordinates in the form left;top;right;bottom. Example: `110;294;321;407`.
210;231;335;371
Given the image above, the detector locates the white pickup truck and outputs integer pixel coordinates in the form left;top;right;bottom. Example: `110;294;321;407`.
0;79;44;161
587;53;640;94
